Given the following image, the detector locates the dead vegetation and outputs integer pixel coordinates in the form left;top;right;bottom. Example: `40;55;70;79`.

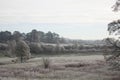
42;57;51;69
0;55;119;80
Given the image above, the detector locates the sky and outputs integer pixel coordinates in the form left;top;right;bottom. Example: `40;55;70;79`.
0;0;120;40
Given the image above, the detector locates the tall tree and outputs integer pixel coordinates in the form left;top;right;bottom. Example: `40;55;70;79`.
105;0;120;70
15;39;31;63
45;31;54;43
26;29;42;42
31;29;41;42
13;31;31;63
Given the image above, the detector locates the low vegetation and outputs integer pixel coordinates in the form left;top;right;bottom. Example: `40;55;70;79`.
0;55;119;80
42;57;51;69
0;0;120;80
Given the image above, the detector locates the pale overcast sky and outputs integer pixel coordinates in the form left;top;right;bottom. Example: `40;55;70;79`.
0;0;119;40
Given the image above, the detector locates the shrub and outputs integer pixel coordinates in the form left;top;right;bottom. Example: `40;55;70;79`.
29;42;43;54
42;57;51;69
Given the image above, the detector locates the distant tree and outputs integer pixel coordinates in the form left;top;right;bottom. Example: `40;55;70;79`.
42;44;55;53
39;31;45;42
13;31;22;41
26;30;61;43
31;29;41;42
29;42;43;54
44;31;60;43
59;37;67;43
26;29;43;43
53;32;60;43
0;31;12;43
44;31;54;43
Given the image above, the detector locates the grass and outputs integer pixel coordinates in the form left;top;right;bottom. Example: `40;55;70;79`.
0;51;8;58
0;54;119;80
32;52;104;57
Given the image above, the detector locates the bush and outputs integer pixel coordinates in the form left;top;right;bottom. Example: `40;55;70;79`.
42;57;51;69
29;42;43;54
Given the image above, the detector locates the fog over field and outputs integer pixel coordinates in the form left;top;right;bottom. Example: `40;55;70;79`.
0;0;120;80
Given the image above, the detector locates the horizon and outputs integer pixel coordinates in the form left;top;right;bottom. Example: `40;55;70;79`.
0;0;118;40
0;23;108;40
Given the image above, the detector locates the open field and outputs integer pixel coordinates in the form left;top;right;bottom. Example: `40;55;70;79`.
0;55;120;80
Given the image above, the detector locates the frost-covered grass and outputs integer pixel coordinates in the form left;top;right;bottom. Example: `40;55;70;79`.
0;54;119;80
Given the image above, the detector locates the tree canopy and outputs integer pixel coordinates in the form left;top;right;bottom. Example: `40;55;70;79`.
0;30;67;44
112;0;120;11
105;0;120;70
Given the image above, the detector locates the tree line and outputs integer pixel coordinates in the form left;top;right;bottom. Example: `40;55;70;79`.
0;29;106;61
0;29;67;44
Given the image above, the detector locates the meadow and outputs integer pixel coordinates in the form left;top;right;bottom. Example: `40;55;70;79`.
0;53;119;80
